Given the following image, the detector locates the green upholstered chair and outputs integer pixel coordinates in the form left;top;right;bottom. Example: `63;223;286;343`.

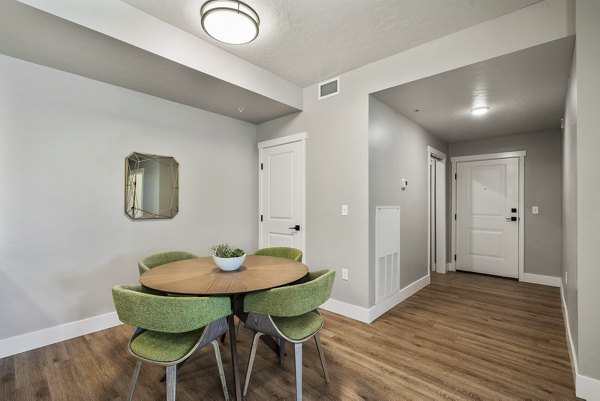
242;269;335;401
112;285;231;401
237;247;304;339
254;247;303;262
138;251;198;275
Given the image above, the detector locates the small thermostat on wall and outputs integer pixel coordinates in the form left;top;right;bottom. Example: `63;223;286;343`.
401;178;408;190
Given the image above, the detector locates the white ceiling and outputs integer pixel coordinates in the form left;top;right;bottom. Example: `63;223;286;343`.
373;37;574;143
122;0;542;87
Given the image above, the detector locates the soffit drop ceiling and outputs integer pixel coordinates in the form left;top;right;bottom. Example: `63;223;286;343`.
123;0;542;87
2;0;300;124
373;37;574;143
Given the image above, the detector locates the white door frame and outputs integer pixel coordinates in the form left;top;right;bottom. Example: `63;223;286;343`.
451;151;526;279
427;146;447;275
257;132;307;262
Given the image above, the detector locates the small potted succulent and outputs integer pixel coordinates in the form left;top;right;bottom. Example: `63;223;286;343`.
211;243;246;271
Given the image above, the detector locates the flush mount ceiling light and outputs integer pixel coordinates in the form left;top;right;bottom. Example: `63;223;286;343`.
470;106;490;116
201;0;260;45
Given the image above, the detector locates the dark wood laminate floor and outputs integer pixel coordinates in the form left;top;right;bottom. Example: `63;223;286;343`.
0;272;579;400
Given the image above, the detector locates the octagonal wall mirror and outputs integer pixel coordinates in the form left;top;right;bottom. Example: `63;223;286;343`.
125;152;179;219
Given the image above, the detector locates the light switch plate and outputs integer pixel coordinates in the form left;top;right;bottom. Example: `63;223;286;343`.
342;268;349;280
532;206;539;214
341;204;348;216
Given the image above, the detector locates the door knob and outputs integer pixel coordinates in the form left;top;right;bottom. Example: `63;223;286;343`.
289;224;301;231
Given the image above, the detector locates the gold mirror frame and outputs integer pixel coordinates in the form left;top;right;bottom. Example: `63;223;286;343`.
125;152;179;219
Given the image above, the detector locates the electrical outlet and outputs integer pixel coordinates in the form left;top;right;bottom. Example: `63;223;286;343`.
565;271;568;284
342;268;349;281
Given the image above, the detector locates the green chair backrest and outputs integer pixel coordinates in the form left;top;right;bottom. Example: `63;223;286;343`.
112;285;231;333
244;269;335;317
138;251;198;275
254;247;303;262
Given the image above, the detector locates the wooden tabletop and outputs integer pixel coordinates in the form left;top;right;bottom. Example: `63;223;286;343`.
139;255;308;296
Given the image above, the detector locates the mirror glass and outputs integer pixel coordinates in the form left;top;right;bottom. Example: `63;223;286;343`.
125;152;179;219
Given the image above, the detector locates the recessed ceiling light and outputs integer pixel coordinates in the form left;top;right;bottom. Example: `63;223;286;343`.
470;106;490;116
201;1;260;45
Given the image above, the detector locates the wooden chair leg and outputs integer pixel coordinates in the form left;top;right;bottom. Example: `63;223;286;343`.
314;334;330;383
235;321;244;341
294;343;303;401
243;332;263;397
166;365;177;401
211;340;229;401
127;360;142;401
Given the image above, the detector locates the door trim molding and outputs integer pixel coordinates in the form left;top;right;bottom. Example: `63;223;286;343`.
451;151;526;280
427;147;447;274
450;150;526;163
257;133;307;262
257;132;307;149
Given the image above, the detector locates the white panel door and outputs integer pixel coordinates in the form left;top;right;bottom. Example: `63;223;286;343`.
456;158;519;278
260;141;304;251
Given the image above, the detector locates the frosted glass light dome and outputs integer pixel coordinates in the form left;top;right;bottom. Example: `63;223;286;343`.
470;106;490;116
201;0;260;45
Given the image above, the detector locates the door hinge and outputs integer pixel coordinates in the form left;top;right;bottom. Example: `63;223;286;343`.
260;214;263;222
260;163;263;170
454;254;457;261
454;213;457;220
455;173;457;180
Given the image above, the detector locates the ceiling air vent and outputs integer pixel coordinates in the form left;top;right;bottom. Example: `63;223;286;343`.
318;77;339;100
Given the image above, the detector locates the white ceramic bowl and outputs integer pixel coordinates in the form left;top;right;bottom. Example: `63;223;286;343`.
213;254;246;271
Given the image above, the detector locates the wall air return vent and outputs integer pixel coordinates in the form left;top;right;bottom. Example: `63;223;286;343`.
318;77;340;100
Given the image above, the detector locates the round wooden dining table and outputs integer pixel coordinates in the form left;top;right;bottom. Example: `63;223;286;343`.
140;254;308;295
139;255;308;401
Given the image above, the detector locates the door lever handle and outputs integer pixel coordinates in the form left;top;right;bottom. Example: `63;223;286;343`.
288;224;301;231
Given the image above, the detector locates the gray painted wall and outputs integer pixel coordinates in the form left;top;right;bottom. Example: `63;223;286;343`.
450;130;563;277
574;0;600;381
0;54;258;339
562;45;578;356
258;87;371;308
258;2;570;310
368;97;448;304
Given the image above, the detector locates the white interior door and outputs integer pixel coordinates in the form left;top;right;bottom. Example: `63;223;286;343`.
259;140;305;252
435;159;446;273
456;158;519;278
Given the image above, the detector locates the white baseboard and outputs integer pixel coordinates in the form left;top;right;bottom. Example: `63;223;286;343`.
447;263;454;272
577;375;600;401
0;311;121;359
560;281;600;400
368;275;430;322
320;275;430;324
320;298;370;323
520;273;561;287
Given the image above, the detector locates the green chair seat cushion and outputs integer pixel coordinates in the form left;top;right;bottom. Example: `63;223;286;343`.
272;311;323;341
130;328;204;363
